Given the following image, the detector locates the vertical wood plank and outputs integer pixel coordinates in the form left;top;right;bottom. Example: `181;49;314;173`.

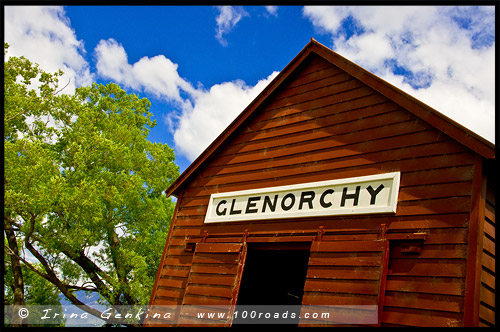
178;242;245;327
463;155;484;326
300;239;387;326
145;191;184;326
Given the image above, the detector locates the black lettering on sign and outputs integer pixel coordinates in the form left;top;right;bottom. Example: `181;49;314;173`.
366;184;385;205
216;200;227;216
341;186;360;207
263;195;278;213
245;196;261;214
320;189;334;208
229;199;242;215
299;191;315;210
281;193;296;211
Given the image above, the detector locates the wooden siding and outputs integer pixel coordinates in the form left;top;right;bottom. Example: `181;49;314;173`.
479;172;495;327
300;239;388;327
148;54;480;327
382;238;467;327
177;242;246;326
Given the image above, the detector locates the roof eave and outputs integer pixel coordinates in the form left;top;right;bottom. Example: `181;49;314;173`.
311;40;495;160
165;39;320;197
166;39;495;198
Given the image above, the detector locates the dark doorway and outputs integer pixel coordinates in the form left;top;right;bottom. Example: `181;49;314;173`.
236;243;310;306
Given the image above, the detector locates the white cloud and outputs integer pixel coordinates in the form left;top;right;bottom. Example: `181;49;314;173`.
94;39;279;161
4;6;93;93
172;72;279;161
303;6;495;143
303;6;351;33
215;6;249;47
265;6;278;17
94;38;196;110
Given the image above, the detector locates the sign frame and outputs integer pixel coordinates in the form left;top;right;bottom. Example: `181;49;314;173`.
204;172;400;224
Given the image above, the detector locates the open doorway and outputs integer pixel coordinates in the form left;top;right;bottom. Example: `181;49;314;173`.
234;242;310;326
237;243;310;305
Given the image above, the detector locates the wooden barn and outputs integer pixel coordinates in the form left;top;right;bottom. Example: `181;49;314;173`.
145;39;495;327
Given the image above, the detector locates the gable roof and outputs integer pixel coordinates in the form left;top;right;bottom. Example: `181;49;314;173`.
167;38;495;198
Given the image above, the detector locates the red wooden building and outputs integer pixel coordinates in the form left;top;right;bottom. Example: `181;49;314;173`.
145;39;495;327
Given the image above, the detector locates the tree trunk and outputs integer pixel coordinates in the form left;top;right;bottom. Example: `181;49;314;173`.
4;216;26;326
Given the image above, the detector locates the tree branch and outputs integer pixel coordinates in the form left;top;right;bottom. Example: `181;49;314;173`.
26;227;120;307
5;244;53;281
59;247;119;305
4;246;98;291
53;78;70;96
19;213;125;323
107;224;137;305
64;285;98;292
4;216;26;308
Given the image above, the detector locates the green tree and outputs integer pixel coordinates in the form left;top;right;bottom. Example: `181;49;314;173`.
4;44;179;326
5;243;64;306
4;256;65;326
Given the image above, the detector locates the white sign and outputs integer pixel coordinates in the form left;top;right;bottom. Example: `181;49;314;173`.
204;172;400;223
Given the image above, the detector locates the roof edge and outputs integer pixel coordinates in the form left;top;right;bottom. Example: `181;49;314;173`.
310;39;495;159
166;39;319;197
166;39;495;198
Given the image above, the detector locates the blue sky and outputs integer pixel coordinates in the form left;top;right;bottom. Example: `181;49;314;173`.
4;5;496;173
